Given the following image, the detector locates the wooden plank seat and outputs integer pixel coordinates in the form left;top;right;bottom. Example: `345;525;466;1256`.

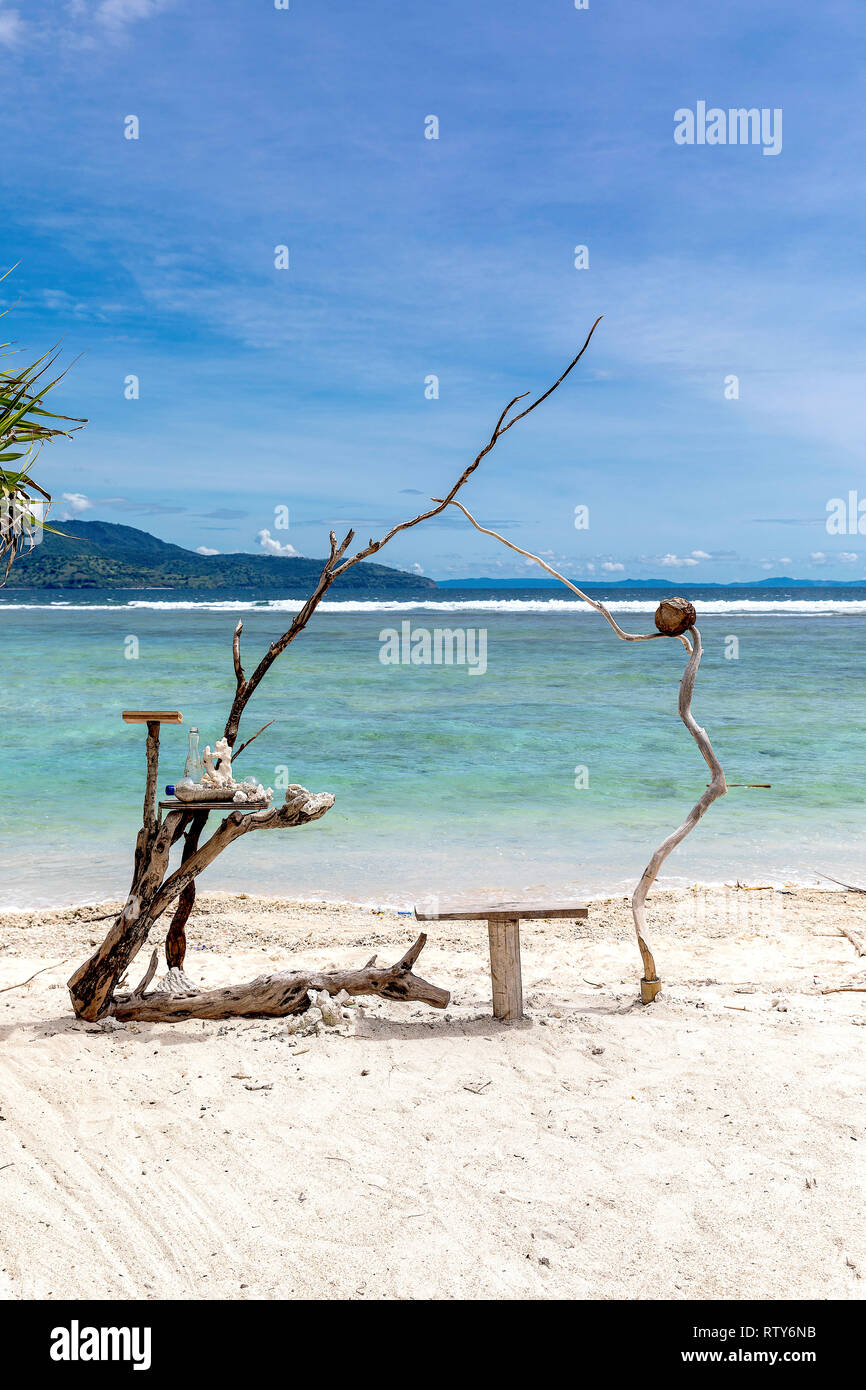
414;896;588;1022
122;710;183;724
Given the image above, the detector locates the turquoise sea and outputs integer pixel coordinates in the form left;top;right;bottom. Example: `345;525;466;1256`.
1;586;864;909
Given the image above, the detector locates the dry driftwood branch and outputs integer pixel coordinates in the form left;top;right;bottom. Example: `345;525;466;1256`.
111;932;449;1022
232;719;275;763
149;788;335;924
812;872;866;955
68;806;188;1019
222;317;603;750
442;500;727;1001
836;924;866;958
68;325;604;1024
631;627;726;995
165;809;208;970
68;788;334;1020
441;498;691;652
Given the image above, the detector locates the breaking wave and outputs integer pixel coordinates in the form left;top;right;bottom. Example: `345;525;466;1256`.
2;597;866;616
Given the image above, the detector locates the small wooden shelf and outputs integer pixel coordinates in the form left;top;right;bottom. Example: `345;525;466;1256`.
159;798;271;811
157;798;272;822
123;710;183;724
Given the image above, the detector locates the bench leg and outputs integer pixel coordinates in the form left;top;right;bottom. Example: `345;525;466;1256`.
487;917;523;1021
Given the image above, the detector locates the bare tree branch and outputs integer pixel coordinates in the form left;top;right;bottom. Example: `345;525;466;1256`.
232;620;245;687
330;316;604;579
231;719;275;763
440;497;691;650
221;318;603;748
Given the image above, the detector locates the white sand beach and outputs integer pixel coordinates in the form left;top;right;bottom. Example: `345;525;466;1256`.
1;885;865;1301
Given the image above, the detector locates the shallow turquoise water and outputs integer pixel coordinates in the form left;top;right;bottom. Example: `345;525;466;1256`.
1;596;864;907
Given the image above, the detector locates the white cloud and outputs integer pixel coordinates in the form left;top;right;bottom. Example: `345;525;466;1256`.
257;528;298;557
195;545;219;556
779;557;792;565
839;551;858;563
659;553;699;568
0;8;24;47
411;561;424;574
809;551;827;564
602;560;624;572
95;0;174;29
60;492;92;515
690;550;710;560
55;0;176;47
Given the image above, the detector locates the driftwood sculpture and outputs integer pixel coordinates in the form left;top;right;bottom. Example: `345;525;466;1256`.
67;320;604;1024
437;502;727;1001
67;315;725;1020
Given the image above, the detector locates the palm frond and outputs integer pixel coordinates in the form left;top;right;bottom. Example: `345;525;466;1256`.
0;275;86;582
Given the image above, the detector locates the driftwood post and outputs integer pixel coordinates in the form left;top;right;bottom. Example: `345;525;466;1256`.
67;320;605;1024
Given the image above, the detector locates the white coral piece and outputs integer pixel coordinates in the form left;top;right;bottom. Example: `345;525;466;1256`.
202;738;235;787
284;988;355;1037
315;990;343;1027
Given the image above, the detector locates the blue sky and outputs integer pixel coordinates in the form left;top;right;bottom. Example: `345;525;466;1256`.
3;0;865;581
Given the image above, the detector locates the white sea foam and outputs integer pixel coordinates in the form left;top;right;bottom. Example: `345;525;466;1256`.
2;597;866;615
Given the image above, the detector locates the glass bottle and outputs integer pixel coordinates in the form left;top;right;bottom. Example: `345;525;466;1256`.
184;726;202;782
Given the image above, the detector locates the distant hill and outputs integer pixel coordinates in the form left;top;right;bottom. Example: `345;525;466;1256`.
7;520;437;594
437;575;865;589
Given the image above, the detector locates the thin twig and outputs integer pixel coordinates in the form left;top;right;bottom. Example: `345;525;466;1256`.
232;719;275;763
814;869;866;894
0;958;70;995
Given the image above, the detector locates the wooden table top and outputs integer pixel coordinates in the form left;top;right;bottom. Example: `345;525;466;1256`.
414;896;588;922
157;799;272;814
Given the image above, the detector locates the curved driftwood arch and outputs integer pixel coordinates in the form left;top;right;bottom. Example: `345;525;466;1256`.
440;499;728;1001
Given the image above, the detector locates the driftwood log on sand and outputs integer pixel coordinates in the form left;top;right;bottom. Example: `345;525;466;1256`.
112;933;448;1022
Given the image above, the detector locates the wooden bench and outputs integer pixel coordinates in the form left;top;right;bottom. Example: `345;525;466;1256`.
414;896;588;1022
